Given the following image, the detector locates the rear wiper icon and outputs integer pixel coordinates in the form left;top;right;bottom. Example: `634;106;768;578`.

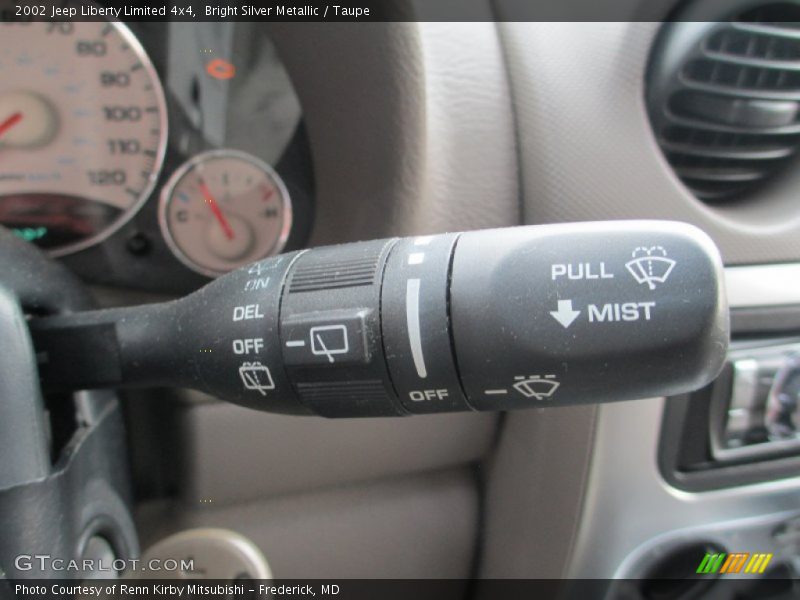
625;246;676;290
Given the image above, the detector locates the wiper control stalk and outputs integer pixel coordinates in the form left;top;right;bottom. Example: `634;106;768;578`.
29;221;729;417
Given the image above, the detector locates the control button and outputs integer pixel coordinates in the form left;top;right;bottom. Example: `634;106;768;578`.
283;311;369;367
450;223;726;410
381;234;471;413
279;239;404;417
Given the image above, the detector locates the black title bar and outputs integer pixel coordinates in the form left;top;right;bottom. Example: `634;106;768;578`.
0;0;764;23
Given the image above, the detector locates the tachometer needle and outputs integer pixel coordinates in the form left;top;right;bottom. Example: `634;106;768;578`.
0;112;23;140
199;180;235;240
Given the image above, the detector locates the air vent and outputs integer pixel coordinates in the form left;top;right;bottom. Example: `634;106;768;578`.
648;2;800;202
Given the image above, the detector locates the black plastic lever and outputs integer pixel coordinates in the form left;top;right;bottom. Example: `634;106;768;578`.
29;221;729;417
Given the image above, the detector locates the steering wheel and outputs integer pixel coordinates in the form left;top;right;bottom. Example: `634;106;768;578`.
0;227;138;580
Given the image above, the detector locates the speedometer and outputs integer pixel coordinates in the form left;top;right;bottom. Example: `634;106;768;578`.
0;21;167;255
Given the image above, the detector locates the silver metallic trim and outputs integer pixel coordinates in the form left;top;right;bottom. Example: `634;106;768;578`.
158;148;293;278
726;263;800;309
568;398;800;578
711;342;800;462
47;20;169;258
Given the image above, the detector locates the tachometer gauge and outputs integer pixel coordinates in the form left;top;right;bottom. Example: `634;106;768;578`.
159;149;292;277
0;21;167;255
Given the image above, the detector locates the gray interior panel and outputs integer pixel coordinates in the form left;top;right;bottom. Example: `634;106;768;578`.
478;406;597;580
173;393;497;504
137;468;479;578
267;21;519;243
499;21;800;265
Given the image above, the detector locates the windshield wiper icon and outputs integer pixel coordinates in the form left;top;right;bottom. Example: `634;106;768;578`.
513;375;560;400
625;246;676;290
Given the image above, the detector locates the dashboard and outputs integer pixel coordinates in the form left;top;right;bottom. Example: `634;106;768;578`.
0;21;313;292
3;6;800;587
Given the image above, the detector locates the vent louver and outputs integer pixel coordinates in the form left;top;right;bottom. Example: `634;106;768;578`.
648;2;800;201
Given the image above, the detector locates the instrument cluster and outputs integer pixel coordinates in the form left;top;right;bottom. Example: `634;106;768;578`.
0;20;313;291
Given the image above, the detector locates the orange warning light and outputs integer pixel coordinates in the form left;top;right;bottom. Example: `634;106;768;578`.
206;59;236;80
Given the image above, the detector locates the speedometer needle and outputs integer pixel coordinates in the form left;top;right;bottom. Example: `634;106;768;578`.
199;180;235;240
0;112;23;140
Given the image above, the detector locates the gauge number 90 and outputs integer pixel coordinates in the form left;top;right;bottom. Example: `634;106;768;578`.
0;21;167;255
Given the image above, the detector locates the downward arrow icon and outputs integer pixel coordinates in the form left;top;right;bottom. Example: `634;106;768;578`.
550;299;581;329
